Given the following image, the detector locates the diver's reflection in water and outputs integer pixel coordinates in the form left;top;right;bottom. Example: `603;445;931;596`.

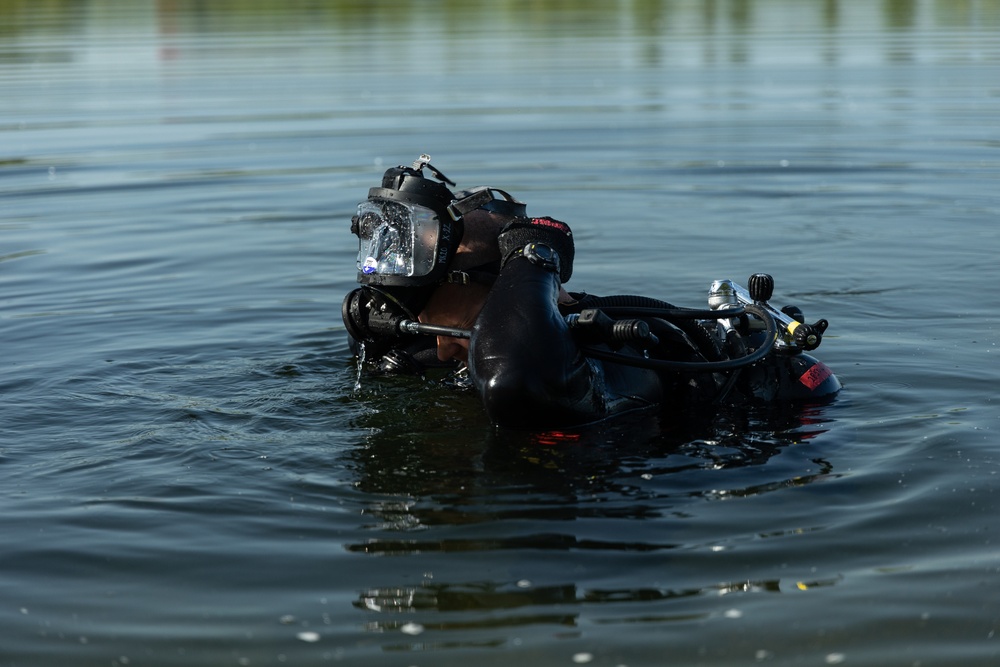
346;389;838;631
352;574;842;636
349;393;837;522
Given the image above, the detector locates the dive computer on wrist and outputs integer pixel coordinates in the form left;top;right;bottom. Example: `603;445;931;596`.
520;242;560;274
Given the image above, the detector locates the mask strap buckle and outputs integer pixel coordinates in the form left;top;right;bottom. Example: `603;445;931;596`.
443;263;500;287
444;271;471;285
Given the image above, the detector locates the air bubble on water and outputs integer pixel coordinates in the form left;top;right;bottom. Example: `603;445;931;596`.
297;631;321;643
400;622;424;635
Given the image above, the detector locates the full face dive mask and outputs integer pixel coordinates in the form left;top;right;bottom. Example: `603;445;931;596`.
349;155;526;318
353;155;462;289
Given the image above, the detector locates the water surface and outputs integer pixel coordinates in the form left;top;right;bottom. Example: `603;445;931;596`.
2;1;1000;665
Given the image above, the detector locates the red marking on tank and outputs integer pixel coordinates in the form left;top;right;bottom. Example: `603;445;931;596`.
799;362;833;390
533;430;582;446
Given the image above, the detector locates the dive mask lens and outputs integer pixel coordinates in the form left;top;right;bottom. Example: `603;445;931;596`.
355;200;440;278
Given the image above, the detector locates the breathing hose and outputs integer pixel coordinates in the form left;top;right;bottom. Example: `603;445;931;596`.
577;304;778;373
346;287;779;374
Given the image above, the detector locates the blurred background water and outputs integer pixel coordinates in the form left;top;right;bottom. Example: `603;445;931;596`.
2;1;999;665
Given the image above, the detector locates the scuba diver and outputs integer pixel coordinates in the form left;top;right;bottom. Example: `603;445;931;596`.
342;155;841;429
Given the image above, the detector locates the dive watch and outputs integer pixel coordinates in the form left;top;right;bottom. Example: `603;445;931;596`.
517;242;560;274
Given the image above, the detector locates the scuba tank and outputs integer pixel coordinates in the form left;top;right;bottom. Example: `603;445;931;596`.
562;273;839;404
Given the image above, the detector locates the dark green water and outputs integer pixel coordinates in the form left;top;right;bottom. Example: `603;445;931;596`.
2;1;999;665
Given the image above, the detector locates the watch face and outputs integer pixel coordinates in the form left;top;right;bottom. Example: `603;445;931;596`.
524;243;559;273
529;243;554;262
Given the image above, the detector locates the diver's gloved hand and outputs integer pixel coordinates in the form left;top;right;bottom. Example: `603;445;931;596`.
498;216;574;284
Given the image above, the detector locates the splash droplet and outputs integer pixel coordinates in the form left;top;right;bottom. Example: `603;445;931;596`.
401;622;424;635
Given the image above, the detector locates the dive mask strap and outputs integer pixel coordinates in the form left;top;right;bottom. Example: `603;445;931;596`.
448;186;526;220
444;260;501;287
447;188;494;220
412;154;456;186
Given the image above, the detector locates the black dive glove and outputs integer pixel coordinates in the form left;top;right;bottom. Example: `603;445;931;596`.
498;216;575;284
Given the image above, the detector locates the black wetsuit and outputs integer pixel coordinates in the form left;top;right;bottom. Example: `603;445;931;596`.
468;252;840;429
358;250;840;430
470;254;666;428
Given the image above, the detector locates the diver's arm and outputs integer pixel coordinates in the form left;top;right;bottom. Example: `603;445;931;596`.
469;216;667;428
468;254;606;428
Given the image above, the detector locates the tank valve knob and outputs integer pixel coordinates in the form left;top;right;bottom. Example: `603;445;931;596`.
790;319;829;351
748;273;774;302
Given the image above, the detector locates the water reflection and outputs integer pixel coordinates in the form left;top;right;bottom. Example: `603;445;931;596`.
356;574;843;617
345;390;839;638
4;0;996;664
3;0;998;59
0;0;993;30
347;390;837;533
354;575;845;639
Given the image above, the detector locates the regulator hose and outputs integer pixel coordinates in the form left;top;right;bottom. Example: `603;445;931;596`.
347;288;779;374
575;294;733;362
578;304;778;373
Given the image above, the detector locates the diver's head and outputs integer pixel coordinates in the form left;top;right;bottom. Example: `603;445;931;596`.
345;155;527;354
352;155;461;290
349;154;525;314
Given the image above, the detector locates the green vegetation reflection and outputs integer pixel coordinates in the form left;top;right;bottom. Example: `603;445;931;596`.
2;0;999;38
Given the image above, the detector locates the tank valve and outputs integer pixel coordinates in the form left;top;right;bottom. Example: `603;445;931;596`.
748;273;775;302
708;274;829;352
